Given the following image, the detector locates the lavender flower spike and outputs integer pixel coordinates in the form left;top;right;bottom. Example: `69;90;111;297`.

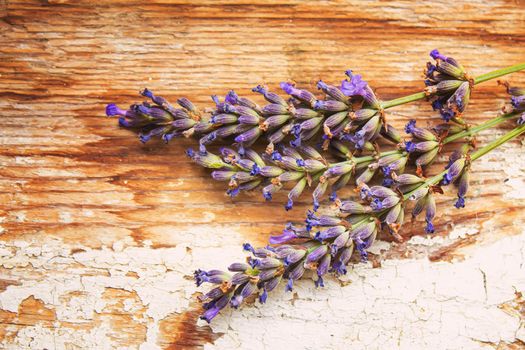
424;50;473;122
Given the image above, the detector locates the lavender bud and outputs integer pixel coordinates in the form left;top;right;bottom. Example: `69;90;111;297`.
314;100;349;112
300;116;324;131
408;186;429;201
277;156;303;171
235;127;262;144
317;80;349;102
298;145;323;160
231;273;250;285
406;122;437;141
258;257;283;269
284;249;306;265
324;111;348;128
240;282;258;300
262;183;282;201
286;178;307;211
238;114;262;125
340;201;368;214
370;196;400;211
378;152;404;167
332;230;350;252
258;269;279;282
262;114;291;129
252;85;287;106
455;169;469;208
228;263;249;272
269;229;297;244
260;166;285;177
355;164;378;185
324;162;354;178
443;158;466;185
316;226;346;240
244;149;265;167
351;221;377;242
434;80;463;94
294;108;319;119
306;245;328;263
281;146;302;159
302;159;326;173
210;113;238;125
392;173;424;185
351;108;377;121
288;262;305;284
264;277;281;293
278;171;304;183
416;147;439;167
370;186;397;198
188;150;228;169
177;97;197;113
414;140;439;152
280;82;316;105
215;124;250;138
262;103;290;116
381;123;402;143
211;170;236;181
317;254;331;279
385;203;402;224
436;60;465;80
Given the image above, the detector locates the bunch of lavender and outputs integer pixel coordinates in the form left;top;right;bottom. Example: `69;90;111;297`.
105;51;525;153
194;114;525;323
186;110;520;211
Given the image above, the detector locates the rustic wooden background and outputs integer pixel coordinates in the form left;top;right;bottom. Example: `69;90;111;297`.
1;0;525;349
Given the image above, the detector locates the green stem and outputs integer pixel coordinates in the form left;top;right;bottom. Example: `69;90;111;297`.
381;92;426;109
381;63;525;109
473;62;525;85
402;123;525;201
442;112;518;144
471;122;525;161
342;113;518;168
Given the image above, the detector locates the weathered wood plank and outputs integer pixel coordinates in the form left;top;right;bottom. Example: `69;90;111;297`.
1;0;525;349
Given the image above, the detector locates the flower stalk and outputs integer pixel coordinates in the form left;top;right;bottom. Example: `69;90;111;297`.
106;51;525;154
188;111;520;210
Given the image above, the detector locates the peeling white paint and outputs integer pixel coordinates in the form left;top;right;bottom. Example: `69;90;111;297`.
0;228;524;349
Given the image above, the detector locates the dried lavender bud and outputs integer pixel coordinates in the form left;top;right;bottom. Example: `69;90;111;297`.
442;157;466;185
454;169;469;208
316;80;349;103
503;84;525;124
424;50;472;121
405;119;437;141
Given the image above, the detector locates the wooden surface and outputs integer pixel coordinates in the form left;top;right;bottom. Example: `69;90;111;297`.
1;0;525;349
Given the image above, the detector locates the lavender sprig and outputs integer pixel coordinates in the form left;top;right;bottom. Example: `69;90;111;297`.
195;121;525;323
186;112;520;210
107;75;400;154
106;52;525;151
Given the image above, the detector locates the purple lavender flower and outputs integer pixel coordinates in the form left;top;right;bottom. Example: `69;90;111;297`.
424;50;472;122
442;157;466;185
340;71;368;98
502;84;525;124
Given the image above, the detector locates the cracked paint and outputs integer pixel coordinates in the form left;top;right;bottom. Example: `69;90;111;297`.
0;228;524;349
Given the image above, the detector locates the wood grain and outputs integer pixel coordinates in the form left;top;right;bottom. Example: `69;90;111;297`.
1;0;525;349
